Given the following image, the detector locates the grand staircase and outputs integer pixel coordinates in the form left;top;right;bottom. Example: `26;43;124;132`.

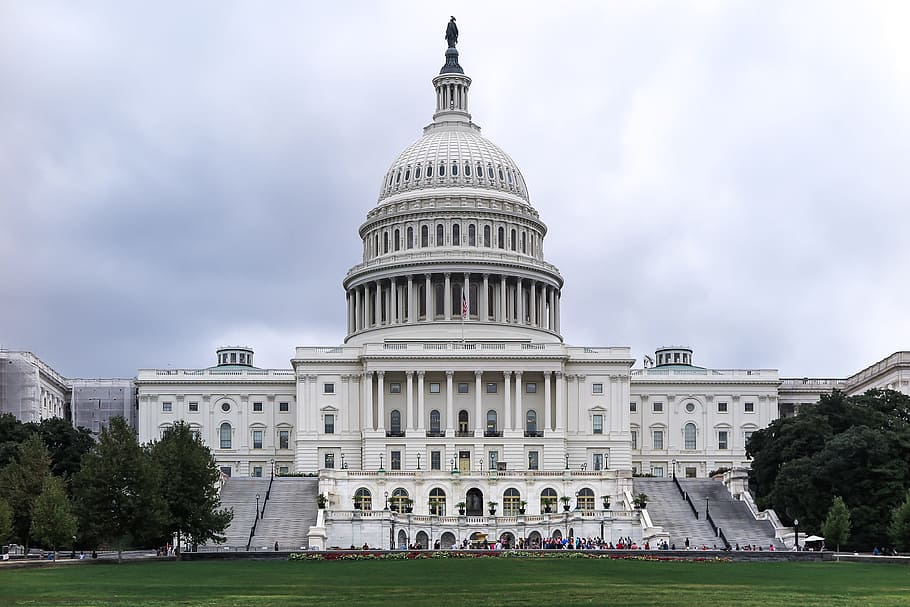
251;477;320;551
633;478;717;548
218;478;271;547
678;479;784;549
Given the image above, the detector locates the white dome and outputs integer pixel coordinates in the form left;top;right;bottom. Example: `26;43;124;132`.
377;126;530;205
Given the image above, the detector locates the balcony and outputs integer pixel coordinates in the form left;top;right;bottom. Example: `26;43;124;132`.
524;430;544;438
484;430;503;437
385;430;406;438
425;430;446;438
455;430;475;437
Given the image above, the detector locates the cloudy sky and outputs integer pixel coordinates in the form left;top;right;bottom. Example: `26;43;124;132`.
2;1;908;379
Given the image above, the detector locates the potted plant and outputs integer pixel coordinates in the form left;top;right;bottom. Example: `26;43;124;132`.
488;500;498;515
601;495;611;510
560;495;572;512
518;500;527;515
633;492;648;509
352;496;360;510
456;501;466;516
542;497;555;513
317;493;328;509
404;497;414;513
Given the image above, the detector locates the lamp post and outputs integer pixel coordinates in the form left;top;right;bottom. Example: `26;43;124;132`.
705;497;709;520
384;491;390;511
672;459;677;480
340;452;346;469
564;453;569;470
379;453;384;471
270;458;275;479
794;518;800;551
416;452;421;470
255;493;261;520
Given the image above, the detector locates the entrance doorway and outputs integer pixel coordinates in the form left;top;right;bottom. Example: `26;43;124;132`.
466;487;484;516
458;450;471;472
415;530;429;549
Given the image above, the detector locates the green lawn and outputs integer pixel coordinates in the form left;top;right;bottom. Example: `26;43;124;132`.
2;559;909;607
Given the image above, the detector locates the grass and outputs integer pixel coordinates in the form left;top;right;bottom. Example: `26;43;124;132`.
1;558;909;607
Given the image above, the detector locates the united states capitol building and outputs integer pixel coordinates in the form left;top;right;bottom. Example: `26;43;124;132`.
49;27;910;550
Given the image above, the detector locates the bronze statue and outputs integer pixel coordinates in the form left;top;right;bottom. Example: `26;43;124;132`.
445;16;458;48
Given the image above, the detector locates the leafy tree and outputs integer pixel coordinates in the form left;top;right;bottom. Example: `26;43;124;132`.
29;417;95;483
0;433;52;549
889;490;910;552
0;498;12;543
0;413;30;470
73;417;165;562
150;422;232;555
30;475;77;559
822;496;851;552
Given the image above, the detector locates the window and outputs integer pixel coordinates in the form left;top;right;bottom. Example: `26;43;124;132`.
526;382;537;393
592;383;603;394
278;465;289;475
429;488;447;515
685;467;697;478
389;382;401;394
468;224;476;246
439;164;445;177
390;487;408;511
391;450;401;470
426;164;433;178
630;402;637;412
653;402;664;413
653;430;664;449
540;488;558;513
718;402;728;413
483;225;491;247
453;223;460;246
253;402;263;412
434;283;444;316
279;430;289;450
324;414;335;434
325;453;335;469
503;488;521;516
488;451;498;470
486;383;497;394
407;227;414;249
684;423;697;449
486;410;497;432
652;466;664;478
577;488;595;511
162;402;172;412
253;466;263;478
431;450;441;470
510;228;516;251
745;402;754;413
718;431;729;450
220;466;232;477
220;423;232;449
526;410;537;433
436;223;444;246
253;430;263;449
279;402;289;412
457;382;469;394
593;414;603;435
429;382;441;394
497;226;504;249
421;225;429;247
685;402;696;413
528;451;539;470
188;401;199;412
430;410;441;433
324;383;335;394
631;430;638;450
593;453;604;471
394;228;400;251
354;488;372;511
390;410;401;434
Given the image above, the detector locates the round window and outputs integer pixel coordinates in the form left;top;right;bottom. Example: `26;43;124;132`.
685;403;695;413
221;402;231;412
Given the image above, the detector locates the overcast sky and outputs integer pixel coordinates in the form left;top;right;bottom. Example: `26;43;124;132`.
2;1;908;379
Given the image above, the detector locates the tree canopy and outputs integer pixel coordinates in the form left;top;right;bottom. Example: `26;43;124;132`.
0;433;52;548
30;475;77;557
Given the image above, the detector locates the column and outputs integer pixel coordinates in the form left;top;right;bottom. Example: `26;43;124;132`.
406;371;415;431
500;275;507;322
363;371;373;430
555;371;565;431
503;371;512;431
355;286;363;331
375;281;382;326
530;282;537;326
445;371;455;432
555;290;561;333
515;371;523;431
474;370;483;434
544;371;552;431
444;272;452;320
364;283;372;328
463;273;470;318
424;274;431;320
390;278;398;324
482;274;489;322
417;371;426;431
377;371;385;432
517;278;524;325
407;275;415;323
547;286;554;330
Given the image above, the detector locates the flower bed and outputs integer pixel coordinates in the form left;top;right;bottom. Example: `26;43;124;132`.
289;550;731;562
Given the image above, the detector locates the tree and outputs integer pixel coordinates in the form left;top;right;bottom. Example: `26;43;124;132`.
0;413;31;470
29;418;95;483
0;433;51;549
73;417;165;562
0;498;12;544
150;422;232;555
30;475;76;560
822;496;851;552
889;490;910;553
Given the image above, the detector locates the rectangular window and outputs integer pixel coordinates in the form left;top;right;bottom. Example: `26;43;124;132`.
253;466;263;478
279;430;289;450
325;453;335;469
653;430;664;449
429;382;441;394
324;383;335;394
431;450;441;470
389;382;401;394
593;453;603;471
457;382;469;394
188;401;198;412
253;401;263;412
718;402;728;413
220;466;232;477
528;451;539;470
630;402;637;412
324;414;335;434
718;431;729;450
526;382;537;393
685;467;697;478
744;430;754;443
278;466;289;475
488;451;498;470
253;430;263;449
631;430;638;450
593;414;603;435
486;383;497;394
744;402;754;413
652;466;664;478
653;402;663;413
279;402;289;412
162;402;172;412
391;451;401;470
592;383;603;394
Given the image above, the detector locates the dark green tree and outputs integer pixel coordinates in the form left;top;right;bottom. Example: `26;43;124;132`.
0;433;51;549
889;490;910;552
29;417;95;483
150;422;232;555
0;413;30;470
822;496;851;552
30;475;77;559
73;417;165;562
0;497;12;543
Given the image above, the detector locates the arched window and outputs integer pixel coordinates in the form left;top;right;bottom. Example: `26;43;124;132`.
451;163;458;176
497;227;505;249
430;410;441;433
464;163;471;176
394;228;400;251
486;410;497;433
483;225;491;247
576;488;595;511
487;165;494;179
521;232;526;253
383;231;389;254
415;166;421;179
498;167;505;181
219;422;232;449
469;283;478;315
540;488;558;513
503;488;521;516
452;224;460;246
468;224;476;246
685;423;697;450
427;164;433;178
396;169;401;184
458;410;469;434
452;283;462;316
407;227;414;249
390;410;401;434
434;283;444;317
526;410;537;433
354;487;372;511
436;224;444;246
421;225;429;247
510;228;516;251
439;164;446;177
404;168;410;181
477;162;483;178
418;284;426;318
390;488;409;512
429;488;446;515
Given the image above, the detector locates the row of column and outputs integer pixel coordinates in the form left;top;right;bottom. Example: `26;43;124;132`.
360;370;566;434
346;273;561;335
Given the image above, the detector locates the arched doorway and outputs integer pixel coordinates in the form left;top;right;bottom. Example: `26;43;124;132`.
415;530;429;550
528;530;542;548
397;529;408;549
552;529;563;540
466;488;484;516
499;532;515;548
440;532;456;549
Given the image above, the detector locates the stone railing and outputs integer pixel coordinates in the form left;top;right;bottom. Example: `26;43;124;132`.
631;368;778;379
138;368;295;380
345;248;563;279
846;351;910;389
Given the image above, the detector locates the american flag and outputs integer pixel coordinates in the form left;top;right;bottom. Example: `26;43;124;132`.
461;292;468;319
